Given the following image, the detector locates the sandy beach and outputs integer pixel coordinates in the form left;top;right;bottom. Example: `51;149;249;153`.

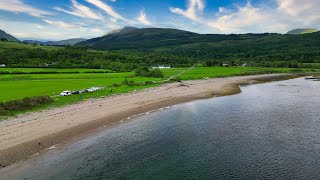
0;74;301;168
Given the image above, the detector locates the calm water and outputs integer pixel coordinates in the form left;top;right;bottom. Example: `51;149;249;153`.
4;78;320;180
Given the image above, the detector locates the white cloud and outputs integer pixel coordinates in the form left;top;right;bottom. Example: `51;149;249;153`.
0;19;113;41
169;0;205;22
277;0;320;25
137;10;152;26
170;0;320;34
42;19;80;29
86;0;128;22
0;0;52;17
54;0;103;20
208;3;270;33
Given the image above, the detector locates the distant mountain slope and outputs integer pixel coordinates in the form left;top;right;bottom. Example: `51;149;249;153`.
24;38;87;46
0;29;19;42
287;28;319;34
76;27;320;64
78;27;320;53
77;27;201;49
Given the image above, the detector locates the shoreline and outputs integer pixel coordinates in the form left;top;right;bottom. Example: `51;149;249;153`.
0;74;305;168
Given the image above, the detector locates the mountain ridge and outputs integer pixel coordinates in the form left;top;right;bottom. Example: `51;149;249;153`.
0;29;19;42
24;38;87;46
287;28;319;34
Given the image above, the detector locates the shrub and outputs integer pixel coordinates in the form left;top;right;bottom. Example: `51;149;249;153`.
170;77;182;82
113;83;121;87
0;96;53;116
128;81;135;86
135;67;164;78
290;69;304;73
145;81;154;85
122;78;129;85
151;69;164;78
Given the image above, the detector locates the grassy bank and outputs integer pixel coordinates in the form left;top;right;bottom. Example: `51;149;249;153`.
0;67;317;118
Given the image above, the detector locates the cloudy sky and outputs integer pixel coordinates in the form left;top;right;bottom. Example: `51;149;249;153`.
0;0;319;41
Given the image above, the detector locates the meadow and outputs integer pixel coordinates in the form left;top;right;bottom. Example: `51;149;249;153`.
0;66;317;117
0;68;114;74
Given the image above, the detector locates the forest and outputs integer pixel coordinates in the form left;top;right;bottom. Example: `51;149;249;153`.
1;30;320;70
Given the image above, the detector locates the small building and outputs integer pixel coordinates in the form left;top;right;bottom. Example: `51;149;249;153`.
152;65;171;69
0;64;6;67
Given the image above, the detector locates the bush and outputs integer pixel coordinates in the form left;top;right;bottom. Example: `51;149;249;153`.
113;83;121;87
0;96;53;116
122;78;129;85
127;81;135;86
145;81;154;85
151;69;164;78
135;67;164;78
290;69;304;73
170;77;182;82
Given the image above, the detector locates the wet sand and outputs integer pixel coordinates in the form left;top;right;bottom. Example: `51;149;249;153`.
0;74;302;168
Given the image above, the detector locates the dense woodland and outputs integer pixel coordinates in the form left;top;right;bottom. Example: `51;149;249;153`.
1;27;320;70
0;45;195;71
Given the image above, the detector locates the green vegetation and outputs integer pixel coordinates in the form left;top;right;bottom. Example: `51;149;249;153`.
0;68;114;74
2;27;320;69
0;41;194;69
1;27;320;117
0;29;19;42
135;67;164;78
77;27;320;68
0;66;317;118
0;96;52;116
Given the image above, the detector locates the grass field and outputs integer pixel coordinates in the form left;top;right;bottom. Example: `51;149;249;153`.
1;66;317;117
0;68;114;74
0;41;61;50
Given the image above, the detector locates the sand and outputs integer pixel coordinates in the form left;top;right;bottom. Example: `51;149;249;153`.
0;74;300;168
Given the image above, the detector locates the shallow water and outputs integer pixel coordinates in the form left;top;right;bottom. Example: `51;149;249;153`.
3;77;320;180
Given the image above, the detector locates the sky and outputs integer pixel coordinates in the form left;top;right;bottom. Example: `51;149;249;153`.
0;0;319;41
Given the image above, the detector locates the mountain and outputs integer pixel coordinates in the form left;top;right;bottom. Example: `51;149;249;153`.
77;27;200;49
0;29;19;42
78;27;320;53
287;28;319;35
24;38;87;46
76;27;320;65
114;26;139;35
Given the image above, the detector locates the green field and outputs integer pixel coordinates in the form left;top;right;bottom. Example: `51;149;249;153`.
0;67;317;117
0;68;114;74
0;41;61;50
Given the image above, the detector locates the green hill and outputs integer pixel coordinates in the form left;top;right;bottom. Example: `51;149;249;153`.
1;27;320;69
0;29;19;42
77;27;320;65
286;28;319;35
77;27;200;49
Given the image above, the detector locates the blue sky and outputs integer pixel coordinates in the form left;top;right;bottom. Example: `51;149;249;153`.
0;0;319;41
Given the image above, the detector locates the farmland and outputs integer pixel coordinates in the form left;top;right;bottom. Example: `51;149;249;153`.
0;66;318;117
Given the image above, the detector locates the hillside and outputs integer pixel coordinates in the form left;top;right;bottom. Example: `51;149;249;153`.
77;27;200;49
1;27;320;69
24;38;87;46
77;27;320;64
287;28;319;34
0;29;19;42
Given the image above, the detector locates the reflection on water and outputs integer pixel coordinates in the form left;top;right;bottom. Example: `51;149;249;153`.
4;78;320;180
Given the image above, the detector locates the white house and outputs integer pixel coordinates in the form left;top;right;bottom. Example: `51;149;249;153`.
152;65;171;69
0;64;6;67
